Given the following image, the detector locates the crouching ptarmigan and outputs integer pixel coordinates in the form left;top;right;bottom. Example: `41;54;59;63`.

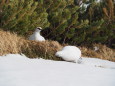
29;27;45;41
55;46;82;63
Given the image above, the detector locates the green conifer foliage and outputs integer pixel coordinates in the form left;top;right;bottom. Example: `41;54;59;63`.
0;0;49;35
0;0;114;48
43;0;83;44
78;0;115;47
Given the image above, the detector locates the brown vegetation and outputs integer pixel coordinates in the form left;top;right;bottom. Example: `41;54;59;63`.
0;29;63;61
21;40;63;61
0;29;22;55
0;30;115;62
80;44;115;61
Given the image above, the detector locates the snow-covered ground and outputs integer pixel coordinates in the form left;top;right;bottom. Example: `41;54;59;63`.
0;54;115;86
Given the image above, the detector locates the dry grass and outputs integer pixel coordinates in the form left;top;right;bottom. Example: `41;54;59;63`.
0;30;63;61
0;29;115;62
0;30;22;55
21;40;63;61
80;44;115;61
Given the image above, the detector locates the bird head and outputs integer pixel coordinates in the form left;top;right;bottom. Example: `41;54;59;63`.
35;27;42;32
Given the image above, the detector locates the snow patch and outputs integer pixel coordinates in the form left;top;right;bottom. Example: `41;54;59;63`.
0;54;115;86
82;57;115;69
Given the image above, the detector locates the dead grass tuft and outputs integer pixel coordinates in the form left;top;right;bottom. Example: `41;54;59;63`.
92;44;115;61
21;40;63;61
0;30;63;61
80;44;115;62
0;30;23;55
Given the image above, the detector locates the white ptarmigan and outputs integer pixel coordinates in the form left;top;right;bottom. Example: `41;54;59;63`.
29;27;45;42
55;46;82;63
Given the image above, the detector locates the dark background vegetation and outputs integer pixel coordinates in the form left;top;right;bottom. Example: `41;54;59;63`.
0;0;115;48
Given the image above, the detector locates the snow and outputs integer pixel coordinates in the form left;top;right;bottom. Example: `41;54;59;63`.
55;46;81;63
94;46;99;51
29;27;45;41
0;54;115;86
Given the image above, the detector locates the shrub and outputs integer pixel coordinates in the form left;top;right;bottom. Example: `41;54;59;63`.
0;0;49;35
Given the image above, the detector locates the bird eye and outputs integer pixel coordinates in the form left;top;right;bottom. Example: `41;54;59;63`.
36;27;42;30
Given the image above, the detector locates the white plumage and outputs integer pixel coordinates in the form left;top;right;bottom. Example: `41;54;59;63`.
55;46;82;63
29;27;45;42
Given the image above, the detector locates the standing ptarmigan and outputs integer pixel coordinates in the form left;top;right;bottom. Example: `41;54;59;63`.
29;27;45;42
55;46;82;63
